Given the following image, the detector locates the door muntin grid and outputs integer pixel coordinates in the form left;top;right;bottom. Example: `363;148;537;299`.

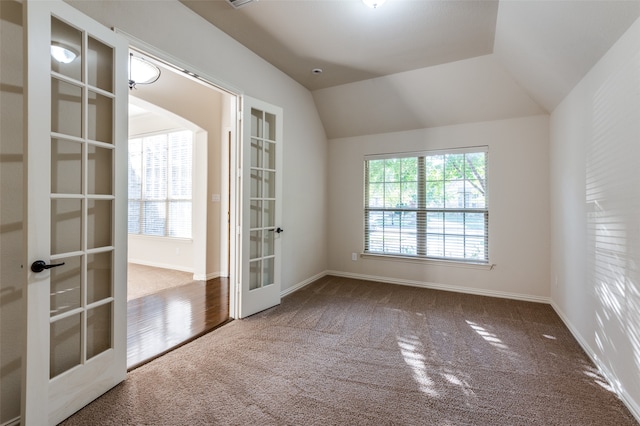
248;108;277;291
49;16;115;379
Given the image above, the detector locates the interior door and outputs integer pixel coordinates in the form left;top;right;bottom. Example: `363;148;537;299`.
23;1;128;424
238;97;283;318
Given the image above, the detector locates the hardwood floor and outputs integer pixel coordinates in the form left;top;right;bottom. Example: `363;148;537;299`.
127;277;230;370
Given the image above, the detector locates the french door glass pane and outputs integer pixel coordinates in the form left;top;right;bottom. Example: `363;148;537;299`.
264;141;276;169
264;200;275;227
88;91;113;143
264;229;274;257
249;260;261;290
87;144;113;195
87;199;112;249
87;251;112;304
51;138;82;194
87;36;113;92
50;314;81;379
86;303;112;360
251;139;262;168
51;17;82;81
263;257;274;287
250;230;261;259
51;199;82;254
250;170;262;198
50;255;82;316
263;171;275;198
251;109;263;138
250;200;262;229
51;78;82;138
265;113;276;141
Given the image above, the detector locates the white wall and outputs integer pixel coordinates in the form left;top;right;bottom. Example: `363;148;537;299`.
127;235;194;273
550;16;640;420
328;115;550;301
67;0;329;293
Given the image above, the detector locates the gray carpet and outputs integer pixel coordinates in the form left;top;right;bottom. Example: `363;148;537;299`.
61;275;637;425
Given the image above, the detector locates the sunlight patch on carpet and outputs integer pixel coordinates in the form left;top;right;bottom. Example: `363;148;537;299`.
396;334;439;397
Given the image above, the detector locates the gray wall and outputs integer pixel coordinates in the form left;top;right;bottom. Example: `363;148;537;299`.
1;1;25;422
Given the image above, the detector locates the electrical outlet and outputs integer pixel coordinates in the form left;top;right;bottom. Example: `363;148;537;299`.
351;252;358;261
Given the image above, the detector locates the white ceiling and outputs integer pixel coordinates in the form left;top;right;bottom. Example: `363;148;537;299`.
182;0;500;91
180;0;640;139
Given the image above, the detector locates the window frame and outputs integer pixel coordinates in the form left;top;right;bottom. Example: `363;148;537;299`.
127;128;194;240
364;146;489;264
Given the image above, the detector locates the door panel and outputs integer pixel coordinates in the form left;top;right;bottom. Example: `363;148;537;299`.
23;1;128;424
238;98;283;318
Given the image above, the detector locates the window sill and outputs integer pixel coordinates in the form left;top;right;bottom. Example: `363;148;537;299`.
128;234;193;243
360;253;495;270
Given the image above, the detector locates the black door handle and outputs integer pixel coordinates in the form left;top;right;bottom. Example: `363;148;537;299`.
31;260;65;273
270;227;284;234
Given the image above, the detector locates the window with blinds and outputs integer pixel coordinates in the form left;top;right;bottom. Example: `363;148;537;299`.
364;147;488;263
128;130;193;239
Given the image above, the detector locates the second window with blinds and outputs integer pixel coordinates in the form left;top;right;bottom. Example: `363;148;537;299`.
364;147;488;263
128;129;193;239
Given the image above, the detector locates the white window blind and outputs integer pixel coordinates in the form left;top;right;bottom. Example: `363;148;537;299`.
128;130;193;239
364;147;488;263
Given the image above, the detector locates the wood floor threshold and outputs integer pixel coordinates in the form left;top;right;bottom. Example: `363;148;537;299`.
127;319;233;371
127;276;230;370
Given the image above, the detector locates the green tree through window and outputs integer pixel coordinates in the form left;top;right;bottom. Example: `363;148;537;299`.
365;148;488;262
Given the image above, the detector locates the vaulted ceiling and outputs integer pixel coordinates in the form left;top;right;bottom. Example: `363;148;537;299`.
181;0;640;139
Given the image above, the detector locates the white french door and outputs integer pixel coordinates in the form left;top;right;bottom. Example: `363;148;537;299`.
237;97;283;318
23;1;128;424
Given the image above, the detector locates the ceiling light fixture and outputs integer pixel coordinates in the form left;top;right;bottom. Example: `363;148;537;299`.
129;53;161;90
50;42;78;64
362;0;386;8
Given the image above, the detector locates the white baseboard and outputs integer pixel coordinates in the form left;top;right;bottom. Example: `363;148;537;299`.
326;270;551;304
193;272;224;281
550;301;640;424
280;270;329;297
128;260;193;274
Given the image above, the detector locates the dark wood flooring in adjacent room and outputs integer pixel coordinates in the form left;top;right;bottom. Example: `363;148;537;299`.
127;276;230;369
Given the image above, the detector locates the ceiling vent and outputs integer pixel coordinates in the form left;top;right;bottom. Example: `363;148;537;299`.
226;0;256;9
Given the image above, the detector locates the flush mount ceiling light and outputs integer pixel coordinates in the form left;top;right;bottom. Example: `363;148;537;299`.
50;42;78;64
362;0;387;8
129;53;161;90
